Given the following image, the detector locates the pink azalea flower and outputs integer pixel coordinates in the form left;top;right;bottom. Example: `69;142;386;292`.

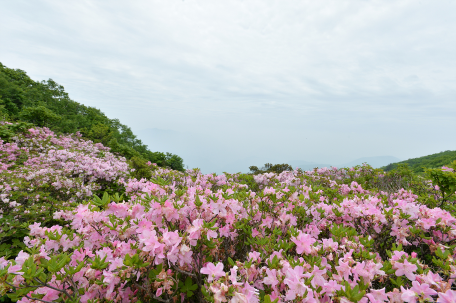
231;291;248;303
400;287;417;303
322;280;342;295
284;266;309;300
409;281;437;298
387;287;404;302
401;281;437;303
394;259;417;281
391;251;408;261
422;271;442;286
162;230;182;247
103;271;121;296
240;282;259;303
366;288;389;302
438;289;456;303
211;283;228;303
156;287;163;297
7;264;23;275
207;230;218;240
263;268;279;288
251;228;260;237
0;257;8;269
335;260;352;281
178;247;193;267
248;251;261;262
310;265;327;288
15;251;29;266
291;232;316;255
200;262;225;282
35;287;60;301
229;266;242;286
322;238;338;251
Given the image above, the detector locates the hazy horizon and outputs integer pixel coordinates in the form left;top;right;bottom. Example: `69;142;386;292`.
1;1;455;174
134;127;403;174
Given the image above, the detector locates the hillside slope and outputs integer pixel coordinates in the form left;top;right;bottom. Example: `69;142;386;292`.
0;62;184;171
382;150;456;173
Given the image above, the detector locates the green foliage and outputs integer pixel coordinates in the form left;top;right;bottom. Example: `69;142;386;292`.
0;62;184;171
371;164;429;194
129;156;153;180
336;281;366;302
90;192;113;210
425;161;456;208
19;105;61;127
234;174;260;192
249;163;293;175
262;294;279;303
0;100;10;121
0;75;26;117
0;121;33;143
165;152;185;171
178;277;198;298
383;150;456;174
84;123;113;146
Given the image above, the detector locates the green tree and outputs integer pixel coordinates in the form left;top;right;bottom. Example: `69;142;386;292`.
249;163;293;175
19;105;62;127
425;161;456;207
165;152;185;171
85;123;114;146
129;156;153;180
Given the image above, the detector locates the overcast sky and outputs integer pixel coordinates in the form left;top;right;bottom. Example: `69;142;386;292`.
1;0;455;173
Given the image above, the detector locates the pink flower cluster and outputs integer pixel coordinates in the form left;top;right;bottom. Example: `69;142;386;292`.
0;124;130;234
1;155;456;302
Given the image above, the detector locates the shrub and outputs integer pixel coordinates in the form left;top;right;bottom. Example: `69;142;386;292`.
0;123;130;258
249;163;293;175
1;165;456;302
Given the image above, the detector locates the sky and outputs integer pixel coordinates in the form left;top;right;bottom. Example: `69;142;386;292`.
1;0;455;174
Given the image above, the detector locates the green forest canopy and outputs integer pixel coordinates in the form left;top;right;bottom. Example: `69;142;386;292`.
0;62;184;171
382;150;456;174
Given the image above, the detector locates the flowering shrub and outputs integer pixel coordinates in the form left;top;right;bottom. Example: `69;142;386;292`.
425;161;456;209
0;122;130;258
1;163;456;302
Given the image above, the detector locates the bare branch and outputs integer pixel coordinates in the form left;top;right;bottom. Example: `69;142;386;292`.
170;262;196;277
33;278;74;299
89;223;103;236
24;294;55;303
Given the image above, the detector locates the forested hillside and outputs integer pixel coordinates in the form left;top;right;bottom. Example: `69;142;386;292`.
382;150;456;173
0;62;184;171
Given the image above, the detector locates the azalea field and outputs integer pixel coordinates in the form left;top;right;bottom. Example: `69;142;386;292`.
1;122;456;303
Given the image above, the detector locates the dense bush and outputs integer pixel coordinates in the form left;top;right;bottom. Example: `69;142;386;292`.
0;122;130;259
1;157;456;302
249;163;294;175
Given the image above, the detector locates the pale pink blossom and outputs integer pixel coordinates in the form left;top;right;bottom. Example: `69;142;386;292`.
201;262;225;282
